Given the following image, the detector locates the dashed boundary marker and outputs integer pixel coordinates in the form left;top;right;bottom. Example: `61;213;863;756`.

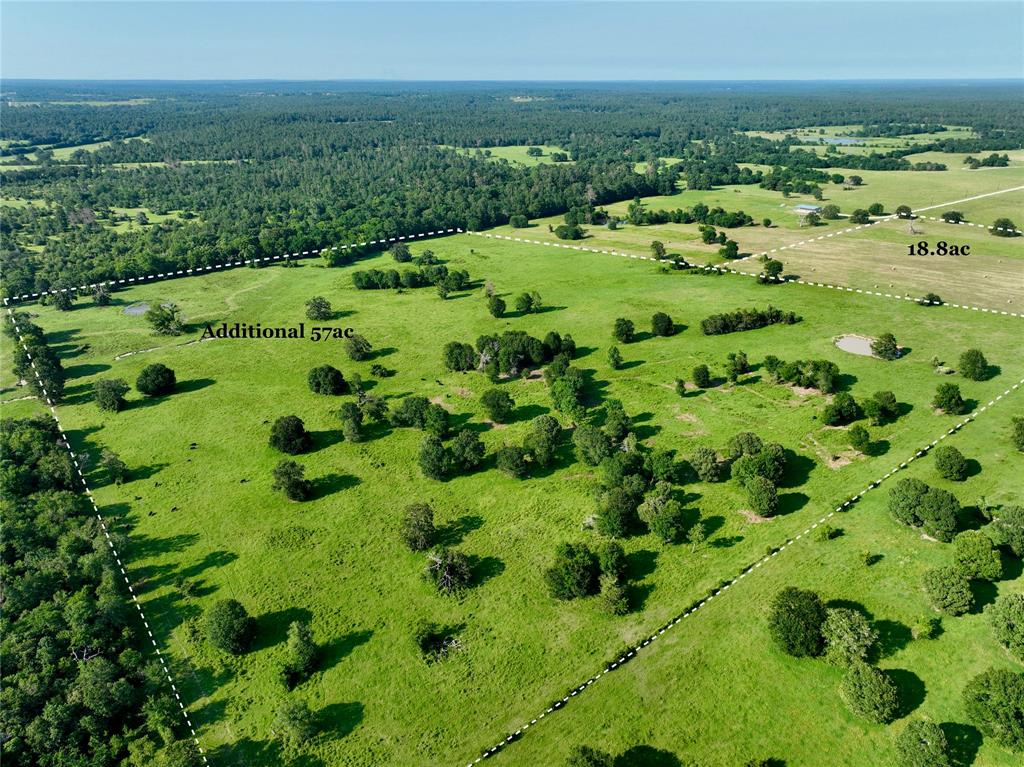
4;228;463;304
464;376;1024;766
466;231;1023;318
915;215;1022;236
3;306;210;764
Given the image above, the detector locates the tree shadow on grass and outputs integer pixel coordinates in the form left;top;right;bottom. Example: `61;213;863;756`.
63;362;111;379
627;582;655;612
319;701;364;740
437;514;484;546
614;745;682;767
573;346;597;360
618;359;645;370
513;403;549;422
625;549;658;580
873;619;913;659
372;346;398;360
176;377;216;394
468;555;505;587
776;492;809;515
320;629;373;671
866;439;891;457
887;668;926;717
969;579;999;613
309;429;345;452
941;722;983;767
252;607;314;652
780;450;815;488
710;535;743;549
702;515;726;538
962;458;982;480
310;473;361;499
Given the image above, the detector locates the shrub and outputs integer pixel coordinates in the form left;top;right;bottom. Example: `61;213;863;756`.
726;351;750;383
307;365;348;395
205;599;254;654
425;548;473;594
958;348;989;381
848;424;870;453
911;615;941;640
596;485;642;538
941;210;964;223
144;303;185;335
135;363;176;396
868;202;885;216
442;341;476;372
402;503;436;552
989;504;1024;557
413;620;460;662
692;364;711;388
822;608;877;666
933;383;966;414
487;294;506;318
481;389;515;423
269;415;312;454
546;542;600;600
273;698;315;745
565;745;614;767
509;214;529;228
573;423;611;466
746;476;778;517
391;396;430;428
272;460;312;501
953;530;1002;581
607;346;623;370
871;333;900;360
841;662;900;724
280;620;318;687
449;429;486;473
767;586;825;657
894;721;951;767
1013;417;1024;452
822;392;859;426
962;668;1024;751
523;415;560;468
344;333;373;361
849;209;870;224
991;217;1019;237
612;318;635;343
418;435;450;480
691;446;721;482
651;312;674;337
923;567;973;615
338;401;363;442
597;542;627;582
598;574;629;615
495;445;529;478
988;594;1024;661
305;296;332;320
727;432;763;460
865;390;899;425
423;404;449;439
918;292;943;306
933;445;967;481
94;379;130;412
100;449;129;484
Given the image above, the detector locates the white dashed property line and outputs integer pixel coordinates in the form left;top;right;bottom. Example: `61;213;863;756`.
465;231;1022;318
5;227;463;304
729;214;898;265
3;303;210;764
914;215;1023;236
463;376;1024;766
911;185;1024;212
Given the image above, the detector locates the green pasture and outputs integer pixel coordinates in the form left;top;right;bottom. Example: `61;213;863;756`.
441;144;573;166
18;231;1024;766
506;407;1024;767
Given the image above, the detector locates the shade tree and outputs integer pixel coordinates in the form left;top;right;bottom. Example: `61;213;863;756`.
269;415;312;454
136;363;176;396
767;586;826;657
204;599;255;654
272;460;312;501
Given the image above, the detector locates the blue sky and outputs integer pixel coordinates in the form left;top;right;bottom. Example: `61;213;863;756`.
2;1;1022;80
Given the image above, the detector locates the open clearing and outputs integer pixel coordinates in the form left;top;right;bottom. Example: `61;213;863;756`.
12;224;1023;765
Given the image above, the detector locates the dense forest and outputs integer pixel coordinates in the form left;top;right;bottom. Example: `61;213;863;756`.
2;81;1022;297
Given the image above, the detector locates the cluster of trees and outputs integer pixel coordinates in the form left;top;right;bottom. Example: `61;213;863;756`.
964;152;1010;169
93;363;178;412
764;356;841;394
626;197;754;229
1;415;202;766
888;477;960;542
700;306;802;336
351;262;470;296
3;310;67;403
443;328;575;380
727;432;788;516
768;587;899;723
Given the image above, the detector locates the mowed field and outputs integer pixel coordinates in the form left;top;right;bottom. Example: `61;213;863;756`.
486;159;1024;308
10;230;1024;766
441;144;572;166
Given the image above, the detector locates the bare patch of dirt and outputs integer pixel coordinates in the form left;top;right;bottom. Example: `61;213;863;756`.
739;509;771;524
455;387;473;397
789;385;818;397
428;395;455;412
921;532;939;543
525;369;544;381
483;419;508;430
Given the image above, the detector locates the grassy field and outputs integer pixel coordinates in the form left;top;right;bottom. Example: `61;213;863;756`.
503;409;1024;767
10;228;1023;766
441;144;573;166
741;125;980;156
